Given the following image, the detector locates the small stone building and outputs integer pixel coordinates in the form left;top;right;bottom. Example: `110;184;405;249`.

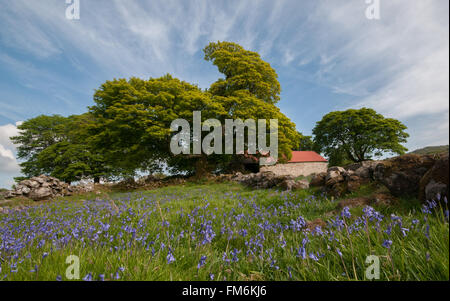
260;151;328;177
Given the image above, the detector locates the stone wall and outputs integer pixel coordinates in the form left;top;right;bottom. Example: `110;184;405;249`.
260;162;328;177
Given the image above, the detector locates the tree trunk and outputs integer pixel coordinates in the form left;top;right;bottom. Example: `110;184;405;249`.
194;155;210;179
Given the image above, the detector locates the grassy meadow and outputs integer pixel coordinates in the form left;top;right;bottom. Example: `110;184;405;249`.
0;182;448;281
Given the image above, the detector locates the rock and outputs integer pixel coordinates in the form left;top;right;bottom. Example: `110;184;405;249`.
306;218;326;231
328;166;346;173
279;179;297;191
294;180;309;190
325;173;345;186
419;153;449;203
31;176;46;184
346;175;363;192
310;172;327;187
233;171;307;191
338;197;370;209
338;193;394;210
3;175;77;201
28;187;53;201
329;182;347;197
353;166;371;179
371;193;394;206
280;179;309;191
373;154;436;197
16;185;31;195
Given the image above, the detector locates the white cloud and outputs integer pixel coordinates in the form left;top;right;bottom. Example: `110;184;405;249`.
294;0;449;150
0;122;22;188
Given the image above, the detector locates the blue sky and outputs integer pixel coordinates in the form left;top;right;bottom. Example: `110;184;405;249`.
0;0;449;188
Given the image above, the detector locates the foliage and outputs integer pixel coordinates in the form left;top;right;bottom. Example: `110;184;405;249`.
88;42;300;177
295;133;315;151
204;41;281;104
313;108;409;163
10;114;108;184
10;115;69;177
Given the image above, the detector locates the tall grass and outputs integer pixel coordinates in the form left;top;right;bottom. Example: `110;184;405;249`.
0;183;448;281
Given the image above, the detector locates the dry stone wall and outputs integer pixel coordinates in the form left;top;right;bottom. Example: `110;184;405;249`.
260;162;328;177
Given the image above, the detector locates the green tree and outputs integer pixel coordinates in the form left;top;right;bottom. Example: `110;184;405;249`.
313;108;409;164
89;75;225;178
10;115;69;178
295;133;315;151
204;41;281;104
11;114;108;184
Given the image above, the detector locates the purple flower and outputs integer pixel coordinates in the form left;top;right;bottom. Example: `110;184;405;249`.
209;273;214;280
83;273;93;281
167;250;176;264
382;240;392;249
341;207;351;219
336;248;343;257
197;255;207;269
297;247;307;259
222;252;230;263
309;253;319;261
231;248;240;262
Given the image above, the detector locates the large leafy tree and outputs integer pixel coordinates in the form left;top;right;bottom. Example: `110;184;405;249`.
89;42;299;177
313;108;409;164
89;75;226;177
11;114;108;184
11;115;69;178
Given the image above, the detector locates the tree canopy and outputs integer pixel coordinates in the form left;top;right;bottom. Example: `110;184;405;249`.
204;41;281;104
313;108;409;164
11;114;108;183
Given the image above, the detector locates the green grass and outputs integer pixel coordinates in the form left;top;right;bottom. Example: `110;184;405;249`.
0;183;448;281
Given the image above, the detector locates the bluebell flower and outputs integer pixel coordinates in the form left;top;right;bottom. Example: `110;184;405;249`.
167;250;176;264
309;253;319;261
231;248;240;262
197;255;207;269
382;240;392;249
83;273;93;281
341;207;351;219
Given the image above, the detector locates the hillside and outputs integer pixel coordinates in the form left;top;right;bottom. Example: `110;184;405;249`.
410;145;449;155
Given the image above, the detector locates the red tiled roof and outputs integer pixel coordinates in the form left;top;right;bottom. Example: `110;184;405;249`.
288;151;328;163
